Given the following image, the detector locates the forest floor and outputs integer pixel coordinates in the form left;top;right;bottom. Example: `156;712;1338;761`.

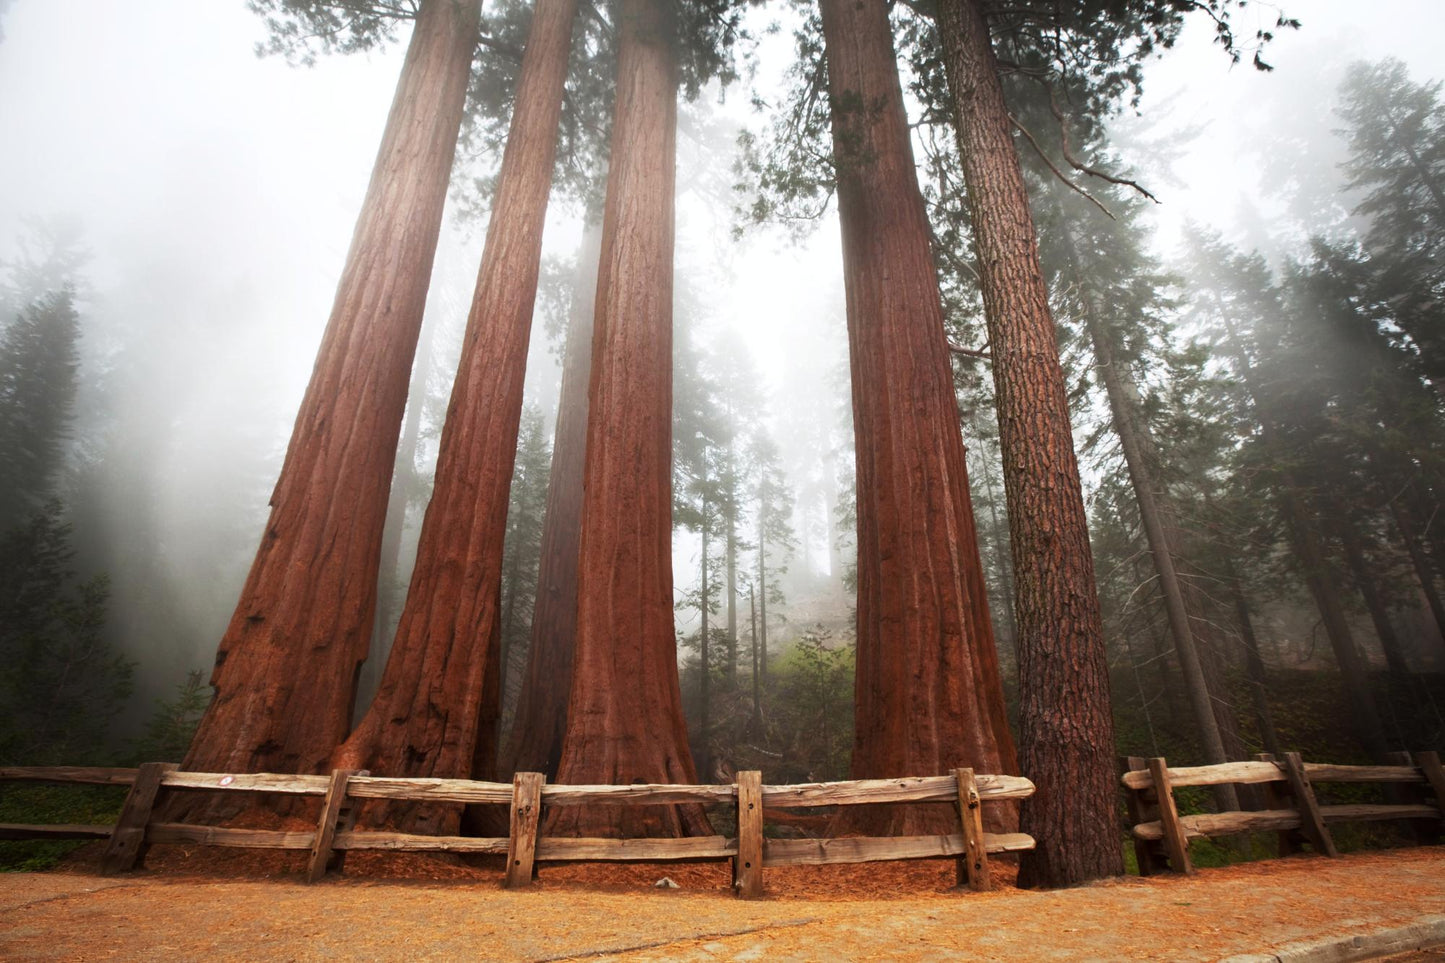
0;843;1442;960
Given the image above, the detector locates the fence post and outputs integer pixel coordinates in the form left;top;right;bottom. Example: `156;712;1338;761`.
1254;753;1299;857
306;769;358;883
504;772;545;889
1147;757;1193;875
1282;751;1337;857
953;768;990;892
734;770;763;899
101;761;177;876
1120;755;1161;875
1411;751;1445;839
1387;751;1438;846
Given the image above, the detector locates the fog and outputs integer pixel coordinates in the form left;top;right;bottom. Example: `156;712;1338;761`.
0;0;1441;731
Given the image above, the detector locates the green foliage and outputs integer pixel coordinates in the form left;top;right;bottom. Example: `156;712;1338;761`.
0;508;130;765
0;289;80;533
130;670;208;764
497;404;552;727
0;783;126;872
0;262;132;768
772;625;854;781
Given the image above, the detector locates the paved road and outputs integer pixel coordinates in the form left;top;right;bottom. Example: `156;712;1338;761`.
2;847;1442;961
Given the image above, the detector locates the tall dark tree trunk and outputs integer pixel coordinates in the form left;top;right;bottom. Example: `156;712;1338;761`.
757;519;768;681
818;0;1018;837
1079;282;1239;812
726;513;738;687
698;508;713;777
183;0;481;780
1225;564;1283;759
937;0;1122;884
1334;515;1412;677
501;225;601;778
332;0;579;830
1280;490;1392;760
551;0;709;837
1218;318;1393;762
749;582;762;730
1389;498;1445;651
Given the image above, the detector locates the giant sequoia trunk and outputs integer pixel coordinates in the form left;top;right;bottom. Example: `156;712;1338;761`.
331;0;579;829
551;0;709;837
818;0;1018;837
183;0;481;780
937;0;1123;885
501;225;601;778
1079;287;1240;814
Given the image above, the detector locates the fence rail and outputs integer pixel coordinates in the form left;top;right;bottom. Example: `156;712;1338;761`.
1120;750;1445;875
0;763;1034;897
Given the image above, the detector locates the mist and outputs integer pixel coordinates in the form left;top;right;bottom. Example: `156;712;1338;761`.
1;0;1442;760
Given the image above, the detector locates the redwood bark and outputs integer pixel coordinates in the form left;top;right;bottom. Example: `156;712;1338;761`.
937;0;1123;884
183;0;481;779
331;0;578;830
501;225;602;778
551;0;709;837
818;0;1019;837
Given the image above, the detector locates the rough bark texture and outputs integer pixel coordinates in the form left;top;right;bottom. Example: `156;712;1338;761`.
551;0;709;838
331;0;578;833
183;0;481;781
1080;291;1240;814
819;0;1019;837
500;225;601;779
937;0;1123;885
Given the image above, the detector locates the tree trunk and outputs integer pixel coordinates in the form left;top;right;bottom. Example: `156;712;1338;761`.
818;0;1018;837
1226;565;1283;759
757;518;768;681
1389;498;1445;652
182;0;481;781
331;0;578;832
1218;318;1393;762
749;582;762;730
550;0;709;837
1079;284;1240;813
1334;514;1412;676
698;510;713;777
726;511;738;688
936;0;1122;884
1280;490;1392;760
501;224;601;778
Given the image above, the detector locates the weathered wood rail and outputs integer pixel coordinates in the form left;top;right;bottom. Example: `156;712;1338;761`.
1120;750;1445;875
0;764;1035;897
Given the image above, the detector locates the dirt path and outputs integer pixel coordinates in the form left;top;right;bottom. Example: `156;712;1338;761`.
1;847;1442;961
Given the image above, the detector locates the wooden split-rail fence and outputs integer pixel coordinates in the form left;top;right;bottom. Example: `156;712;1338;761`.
0;764;1036;897
1121;750;1445;875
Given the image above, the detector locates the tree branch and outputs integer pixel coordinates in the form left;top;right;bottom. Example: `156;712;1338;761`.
1008;113;1116;219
